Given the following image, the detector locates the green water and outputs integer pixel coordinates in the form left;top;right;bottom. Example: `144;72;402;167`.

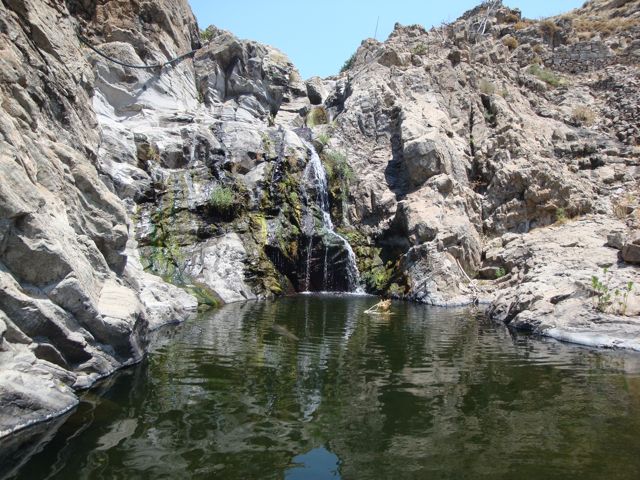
3;295;640;479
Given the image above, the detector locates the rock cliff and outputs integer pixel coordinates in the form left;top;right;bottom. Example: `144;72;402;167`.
0;0;639;438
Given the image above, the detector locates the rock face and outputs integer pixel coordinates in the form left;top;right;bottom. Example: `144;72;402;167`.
0;0;199;438
322;0;639;343
1;0;639;439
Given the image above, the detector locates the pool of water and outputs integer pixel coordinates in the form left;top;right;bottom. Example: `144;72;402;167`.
3;295;640;479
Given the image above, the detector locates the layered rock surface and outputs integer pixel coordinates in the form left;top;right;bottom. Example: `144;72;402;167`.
1;0;639;439
0;0;198;437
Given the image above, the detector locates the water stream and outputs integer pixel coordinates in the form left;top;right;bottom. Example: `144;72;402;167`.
300;141;360;292
4;295;640;480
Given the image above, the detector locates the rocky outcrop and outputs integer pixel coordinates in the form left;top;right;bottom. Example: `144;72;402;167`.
316;1;639;334
0;0;198;438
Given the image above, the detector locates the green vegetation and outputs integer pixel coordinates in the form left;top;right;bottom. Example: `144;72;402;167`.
495;267;506;279
555;207;568;224
412;43;427;55
316;133;331;149
200;28;214;42
323;150;354;184
591;268;635;315
527;64;566;88
209;185;235;215
339;227;399;294
340;52;357;73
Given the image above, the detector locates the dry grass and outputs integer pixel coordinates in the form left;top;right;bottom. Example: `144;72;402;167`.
571;17;640;38
502;36;519;50
479;78;496;95
571;106;596;126
514;20;533;30
539;19;561;37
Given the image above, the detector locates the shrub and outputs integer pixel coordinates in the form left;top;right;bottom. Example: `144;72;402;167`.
209;185;234;215
555;207;568;224
527;64;565;87
514;21;530;30
502;36;519;50
340;52;357;73
412;43;427;55
316;133;331;147
571;106;596;126
495;267;506;279
591;268;635;315
307;107;328;127
323;150;354;184
479;78;496;95
503;12;521;24
539;20;560;38
532;44;544;54
200;28;214;42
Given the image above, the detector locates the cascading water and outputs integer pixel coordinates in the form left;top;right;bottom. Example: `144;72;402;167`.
300;140;361;292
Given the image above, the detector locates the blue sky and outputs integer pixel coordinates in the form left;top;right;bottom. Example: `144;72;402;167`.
189;0;584;79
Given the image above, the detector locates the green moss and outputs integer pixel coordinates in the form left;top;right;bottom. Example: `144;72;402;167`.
186;282;220;309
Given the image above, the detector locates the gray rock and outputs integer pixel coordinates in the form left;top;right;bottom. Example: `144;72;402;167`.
622;232;640;264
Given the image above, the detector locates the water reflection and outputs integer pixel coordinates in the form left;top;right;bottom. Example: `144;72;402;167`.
285;447;341;479
3;295;640;480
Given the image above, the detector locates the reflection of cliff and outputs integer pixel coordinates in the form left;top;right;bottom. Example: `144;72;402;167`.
8;297;640;478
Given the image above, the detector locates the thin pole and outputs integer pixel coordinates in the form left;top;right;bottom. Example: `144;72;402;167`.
374;16;380;40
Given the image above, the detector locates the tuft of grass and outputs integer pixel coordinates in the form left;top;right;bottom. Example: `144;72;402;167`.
527;64;566;87
502;36;519;50
495;267;506;279
571;106;596;126
323;150;354;184
209;185;234;215
307;107;328;127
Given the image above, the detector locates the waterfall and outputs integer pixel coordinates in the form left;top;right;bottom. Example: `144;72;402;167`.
300;140;361;292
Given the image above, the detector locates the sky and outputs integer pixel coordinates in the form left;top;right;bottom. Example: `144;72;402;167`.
189;0;585;79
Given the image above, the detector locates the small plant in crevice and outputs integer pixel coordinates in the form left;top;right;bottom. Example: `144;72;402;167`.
200;28;214;43
571;106;596;127
209;185;235;216
495;267;506;279
591;268;635;315
591;270;612;313
555;207;568;224
323;151;354;184
315;133;331;151
527;64;566;88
